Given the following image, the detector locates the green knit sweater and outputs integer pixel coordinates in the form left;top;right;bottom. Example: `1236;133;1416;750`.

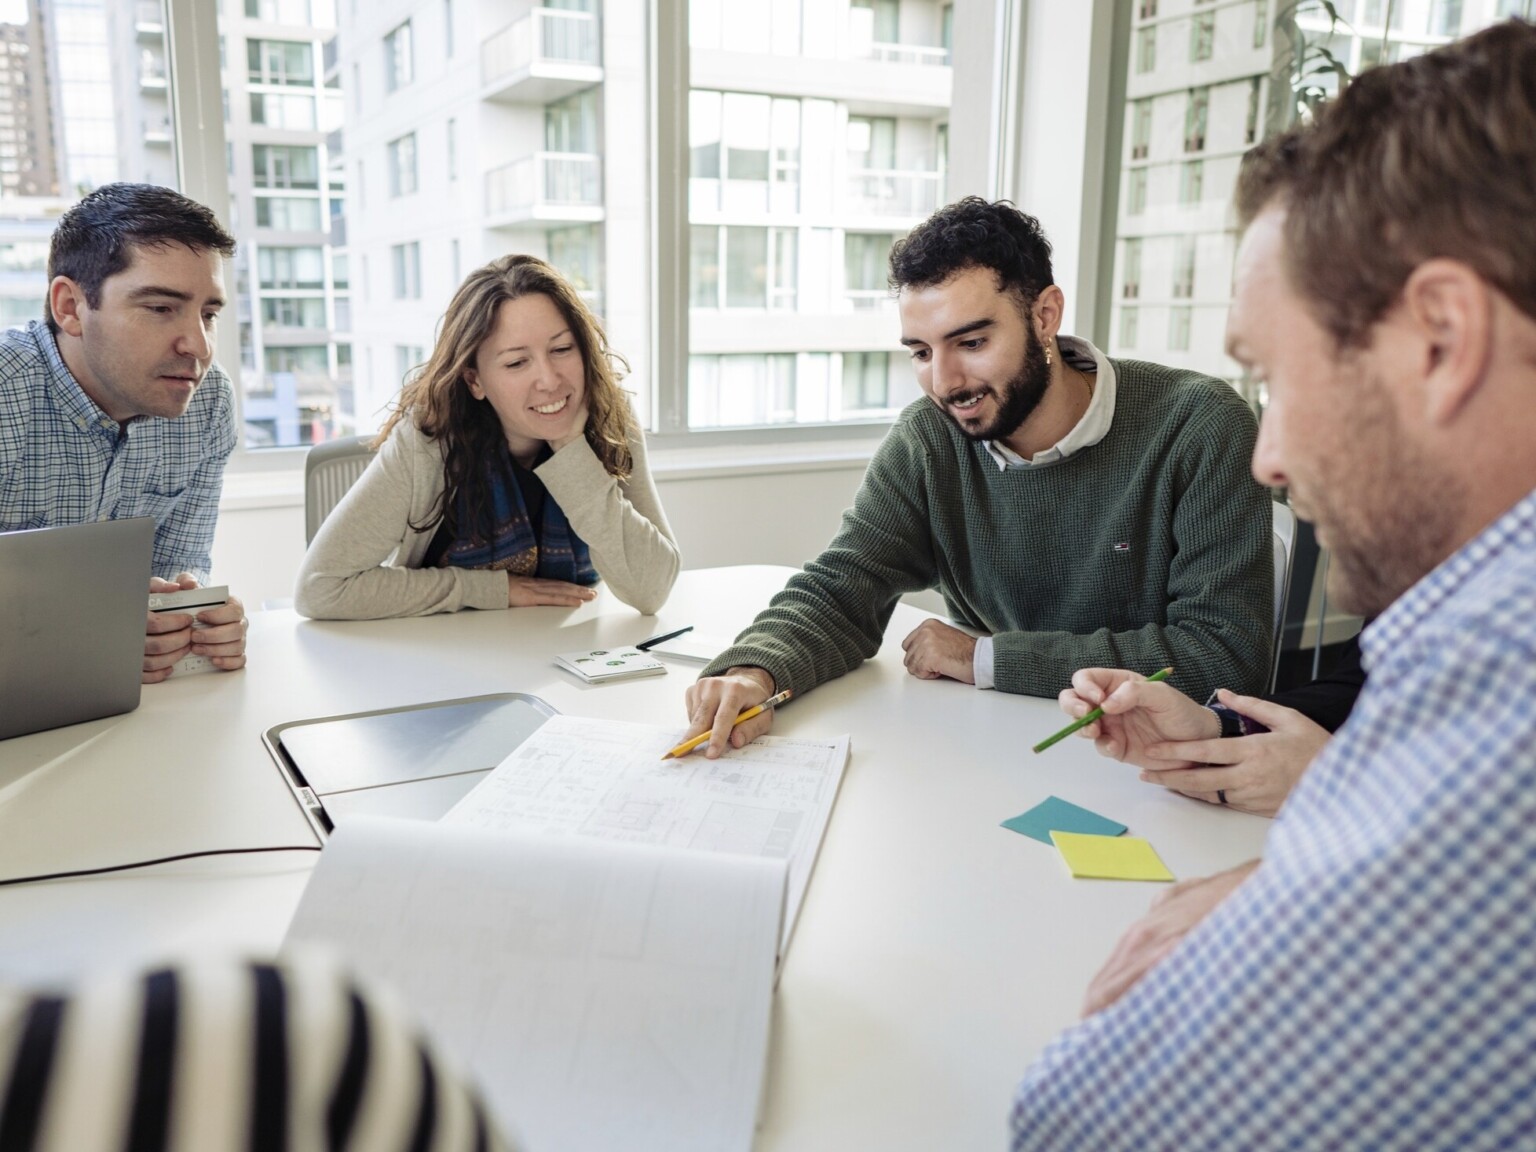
704;358;1274;703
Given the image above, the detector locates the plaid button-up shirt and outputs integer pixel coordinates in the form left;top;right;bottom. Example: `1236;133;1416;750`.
0;321;236;582
1012;485;1536;1150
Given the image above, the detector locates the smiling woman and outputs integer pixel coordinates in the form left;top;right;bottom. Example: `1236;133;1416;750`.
293;255;681;619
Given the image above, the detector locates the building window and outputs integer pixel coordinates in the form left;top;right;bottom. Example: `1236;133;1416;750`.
1254;0;1269;49
395;344;425;386
844;233;896;309
253;144;320;190
1172;234;1196;298
1184;86;1209;152
255;195;322;230
384;20;413;93
1179;160;1203;205
387;133;417;197
548;224;601;298
261;296;327;329
391;242;421;299
258;246;325;290
1118;306;1138;350
1432;0;1463;37
1122;238;1141;299
1131;99;1152;160
446;118;457;181
331;253;349;289
1168;305;1192;351
247;38;313;86
1138;1;1157;17
842;351;902;414
249;92;316;129
1190;12;1214;62
688;353;798;428
1246;76;1263;145
443;0;455;56
725;226;767;308
449;239;460;286
1128;167;1148;215
246;0;313;21
1136;26;1156;73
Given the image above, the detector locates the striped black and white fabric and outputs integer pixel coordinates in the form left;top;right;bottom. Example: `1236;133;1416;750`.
0;954;518;1152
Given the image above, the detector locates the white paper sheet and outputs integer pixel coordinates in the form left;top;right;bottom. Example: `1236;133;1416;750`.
284;816;785;1152
443;715;850;953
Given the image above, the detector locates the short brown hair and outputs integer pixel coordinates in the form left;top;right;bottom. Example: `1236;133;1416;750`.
1235;19;1536;349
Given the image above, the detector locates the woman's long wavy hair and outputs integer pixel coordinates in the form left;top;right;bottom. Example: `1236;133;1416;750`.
375;254;634;538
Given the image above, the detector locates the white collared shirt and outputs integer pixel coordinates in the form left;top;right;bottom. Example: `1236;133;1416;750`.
973;336;1117;688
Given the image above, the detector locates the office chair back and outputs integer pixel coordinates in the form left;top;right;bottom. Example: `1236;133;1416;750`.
305;434;376;545
1271;500;1298;690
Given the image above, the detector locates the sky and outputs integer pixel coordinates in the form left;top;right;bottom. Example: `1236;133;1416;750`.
0;0;24;27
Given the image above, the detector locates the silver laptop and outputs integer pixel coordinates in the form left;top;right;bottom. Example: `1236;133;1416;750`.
0;517;154;740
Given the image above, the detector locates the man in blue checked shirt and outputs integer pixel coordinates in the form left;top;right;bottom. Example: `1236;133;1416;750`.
1013;21;1536;1150
0;183;248;682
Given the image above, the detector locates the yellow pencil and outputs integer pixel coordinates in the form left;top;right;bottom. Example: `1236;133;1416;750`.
662;689;794;759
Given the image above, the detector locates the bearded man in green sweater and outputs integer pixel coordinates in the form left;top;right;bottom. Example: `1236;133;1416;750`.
684;197;1274;757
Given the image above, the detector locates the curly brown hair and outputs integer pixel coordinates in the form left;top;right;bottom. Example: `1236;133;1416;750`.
376;254;634;537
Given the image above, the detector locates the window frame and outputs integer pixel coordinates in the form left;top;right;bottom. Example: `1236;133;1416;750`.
174;0;1116;467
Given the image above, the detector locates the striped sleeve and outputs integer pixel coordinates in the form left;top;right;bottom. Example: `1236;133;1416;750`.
0;955;518;1152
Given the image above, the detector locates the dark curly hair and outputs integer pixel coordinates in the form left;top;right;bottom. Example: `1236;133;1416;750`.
887;196;1055;304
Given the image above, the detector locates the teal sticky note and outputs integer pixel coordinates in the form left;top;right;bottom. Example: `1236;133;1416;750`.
1001;796;1128;845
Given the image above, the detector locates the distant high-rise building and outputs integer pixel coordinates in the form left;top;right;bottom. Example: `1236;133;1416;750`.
1107;0;1520;388
336;0;953;437
0;3;59;198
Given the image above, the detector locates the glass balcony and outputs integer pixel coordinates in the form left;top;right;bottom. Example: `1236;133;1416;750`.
482;7;602;103
485;152;604;224
844;168;943;218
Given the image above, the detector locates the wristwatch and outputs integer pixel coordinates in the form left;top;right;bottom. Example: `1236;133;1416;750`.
1208;701;1247;739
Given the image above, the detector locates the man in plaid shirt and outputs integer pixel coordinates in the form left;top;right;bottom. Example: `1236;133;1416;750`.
1012;21;1536;1149
0;183;248;682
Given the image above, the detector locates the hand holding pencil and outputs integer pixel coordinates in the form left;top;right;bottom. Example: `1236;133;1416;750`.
1036;667;1175;754
680;666;785;759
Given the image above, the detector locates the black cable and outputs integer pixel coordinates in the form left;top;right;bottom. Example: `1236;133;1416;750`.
0;845;322;888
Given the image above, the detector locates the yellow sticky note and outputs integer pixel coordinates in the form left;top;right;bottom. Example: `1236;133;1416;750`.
1049;831;1174;882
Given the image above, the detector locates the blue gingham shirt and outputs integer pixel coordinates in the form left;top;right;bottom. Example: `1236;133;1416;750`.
1012;485;1536;1150
0;320;236;582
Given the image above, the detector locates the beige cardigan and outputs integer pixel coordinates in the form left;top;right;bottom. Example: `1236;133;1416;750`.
294;416;679;619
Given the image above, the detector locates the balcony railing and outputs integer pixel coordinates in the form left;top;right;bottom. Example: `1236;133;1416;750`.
866;42;950;66
845;168;943;218
482;8;600;87
485;152;602;218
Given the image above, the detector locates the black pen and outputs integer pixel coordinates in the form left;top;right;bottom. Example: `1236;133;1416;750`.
635;625;694;651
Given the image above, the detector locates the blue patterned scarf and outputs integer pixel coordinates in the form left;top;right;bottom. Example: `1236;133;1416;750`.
439;443;597;584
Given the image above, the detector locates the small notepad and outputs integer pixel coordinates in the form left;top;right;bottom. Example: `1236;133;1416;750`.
1001;796;1127;845
554;647;667;684
1050;831;1174;882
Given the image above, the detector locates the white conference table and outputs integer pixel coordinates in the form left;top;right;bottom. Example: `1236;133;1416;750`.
0;565;1270;1150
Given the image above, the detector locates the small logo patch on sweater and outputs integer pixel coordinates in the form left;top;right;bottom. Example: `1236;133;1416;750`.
1113;542;1132;552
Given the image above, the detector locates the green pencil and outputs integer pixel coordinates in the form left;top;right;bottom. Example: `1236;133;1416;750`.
1032;666;1175;754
